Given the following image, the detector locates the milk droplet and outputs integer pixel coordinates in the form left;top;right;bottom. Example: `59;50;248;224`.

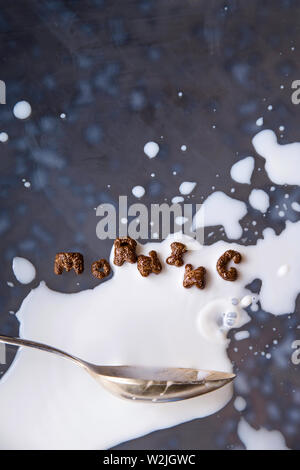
171;196;184;204
12;257;36;284
13;101;32;120
291;201;300;212
0;132;8;142
223;311;238;328
249;189;270;213
144;141;159;159
132;186;145;198
240;295;253;308
234;396;247;412
179;182;196;195
234;330;250;341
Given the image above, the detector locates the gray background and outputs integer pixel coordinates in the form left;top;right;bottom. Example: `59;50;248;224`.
0;0;300;449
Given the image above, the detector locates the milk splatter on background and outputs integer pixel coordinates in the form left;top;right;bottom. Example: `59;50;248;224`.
248;189;270;213
237;418;289;450
179;181;197;195
0;132;8;142
144;141;159;159
193;191;247;239
132;185;145;198
1;0;300;450
12;257;36;284
13;101;32;120
230;156;255;185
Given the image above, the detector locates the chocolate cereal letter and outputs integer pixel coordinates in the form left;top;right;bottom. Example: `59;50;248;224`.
216;250;241;281
91;259;111;280
137;250;162;277
166;242;187;267
54;252;84;275
183;264;206;289
113;237;137;266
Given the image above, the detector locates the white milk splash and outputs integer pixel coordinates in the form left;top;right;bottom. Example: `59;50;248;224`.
230;156;255;185
193;191;247;239
237;418;289;450
12;257;36;284
2;219;300;448
252;129;300;185
1;129;300;449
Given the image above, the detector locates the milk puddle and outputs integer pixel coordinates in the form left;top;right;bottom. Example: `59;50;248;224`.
1;129;300;449
1;221;300;449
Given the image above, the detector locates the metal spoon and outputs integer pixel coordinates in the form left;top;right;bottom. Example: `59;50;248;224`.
0;335;235;403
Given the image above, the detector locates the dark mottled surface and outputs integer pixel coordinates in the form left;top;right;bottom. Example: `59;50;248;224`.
1;0;300;449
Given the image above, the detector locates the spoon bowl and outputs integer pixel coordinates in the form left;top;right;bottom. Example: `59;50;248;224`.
0;335;235;403
93;366;236;402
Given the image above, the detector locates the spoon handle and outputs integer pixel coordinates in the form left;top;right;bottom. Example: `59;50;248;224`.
0;335;86;369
